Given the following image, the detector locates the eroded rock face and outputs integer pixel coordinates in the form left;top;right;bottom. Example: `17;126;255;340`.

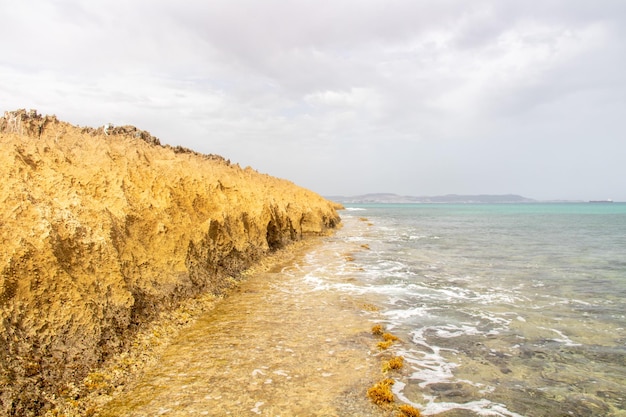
0;110;341;416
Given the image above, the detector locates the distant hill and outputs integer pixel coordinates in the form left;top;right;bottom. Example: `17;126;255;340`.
327;193;536;204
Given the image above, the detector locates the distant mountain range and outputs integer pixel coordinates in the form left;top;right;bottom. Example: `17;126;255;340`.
326;193;537;204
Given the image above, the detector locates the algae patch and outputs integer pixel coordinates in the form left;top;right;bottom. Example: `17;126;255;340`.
382;356;404;373
367;323;422;416
367;378;395;406
398;404;422;417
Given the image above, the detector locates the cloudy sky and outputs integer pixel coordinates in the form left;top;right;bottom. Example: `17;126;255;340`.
2;1;625;201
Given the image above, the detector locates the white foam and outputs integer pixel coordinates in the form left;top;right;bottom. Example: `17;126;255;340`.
344;207;366;211
433;324;482;338
409;361;457;389
393;366;523;416
480;290;527;305
386;323;541;416
391;380;423;410
344;236;370;243
394;380;517;416
402;331;460;388
466;310;512;328
420;397;526;417
538;327;581;346
383;307;432;320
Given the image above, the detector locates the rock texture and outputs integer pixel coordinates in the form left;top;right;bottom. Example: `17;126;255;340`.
0;110;341;416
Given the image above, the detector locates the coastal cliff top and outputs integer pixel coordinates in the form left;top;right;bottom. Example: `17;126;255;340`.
0;108;333;218
0;108;340;416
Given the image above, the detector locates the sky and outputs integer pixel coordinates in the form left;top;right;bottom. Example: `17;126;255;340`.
2;1;625;201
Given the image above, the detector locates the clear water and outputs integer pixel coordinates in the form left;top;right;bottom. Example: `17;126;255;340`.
96;240;388;417
95;203;626;416
329;203;626;416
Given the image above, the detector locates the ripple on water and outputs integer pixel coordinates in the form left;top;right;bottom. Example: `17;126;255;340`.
95;238;389;417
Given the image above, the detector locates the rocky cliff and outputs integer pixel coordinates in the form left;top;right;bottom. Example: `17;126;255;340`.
0;110;341;416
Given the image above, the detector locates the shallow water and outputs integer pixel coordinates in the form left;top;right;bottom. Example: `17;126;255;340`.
334;204;626;417
96;235;389;417
96;205;626;416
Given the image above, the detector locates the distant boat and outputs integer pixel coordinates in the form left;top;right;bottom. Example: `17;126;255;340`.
589;199;613;203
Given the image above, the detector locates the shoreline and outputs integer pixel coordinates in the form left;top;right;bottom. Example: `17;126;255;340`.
43;237;325;416
45;232;392;416
1;110;343;415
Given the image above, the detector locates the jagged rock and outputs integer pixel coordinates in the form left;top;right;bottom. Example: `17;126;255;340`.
0;110;340;416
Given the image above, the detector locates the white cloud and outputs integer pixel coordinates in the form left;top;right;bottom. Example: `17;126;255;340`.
2;0;626;200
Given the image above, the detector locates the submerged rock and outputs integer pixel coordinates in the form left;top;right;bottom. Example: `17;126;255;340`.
0;109;340;416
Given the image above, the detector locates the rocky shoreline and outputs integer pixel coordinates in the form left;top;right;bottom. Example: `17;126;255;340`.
0;110;341;416
45;239;326;417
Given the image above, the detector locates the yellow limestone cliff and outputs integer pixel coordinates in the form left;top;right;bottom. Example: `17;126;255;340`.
0;110;341;415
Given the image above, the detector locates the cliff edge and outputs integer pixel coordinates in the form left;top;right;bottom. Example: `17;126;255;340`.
0;110;341;416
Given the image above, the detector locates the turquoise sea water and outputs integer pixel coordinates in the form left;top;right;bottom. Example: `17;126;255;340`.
316;203;626;416
92;203;625;416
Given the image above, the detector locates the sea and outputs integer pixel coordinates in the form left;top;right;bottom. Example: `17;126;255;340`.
94;202;626;417
307;203;626;416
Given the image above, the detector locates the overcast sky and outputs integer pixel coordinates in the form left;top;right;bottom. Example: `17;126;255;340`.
2;1;625;201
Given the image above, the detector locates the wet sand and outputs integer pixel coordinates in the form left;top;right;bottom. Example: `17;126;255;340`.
92;237;390;416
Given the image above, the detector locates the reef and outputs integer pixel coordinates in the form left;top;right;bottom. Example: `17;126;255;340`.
0;109;341;416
